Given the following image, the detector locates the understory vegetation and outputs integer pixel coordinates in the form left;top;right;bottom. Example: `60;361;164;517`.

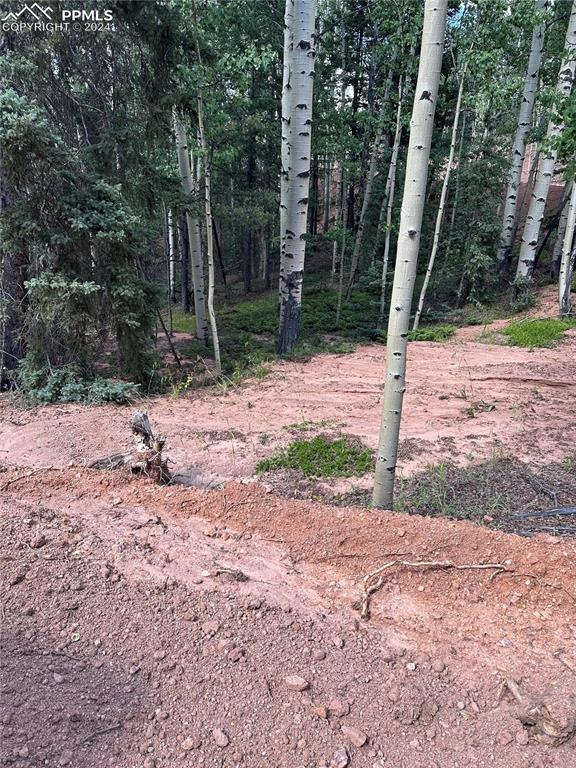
256;435;373;478
501;317;576;347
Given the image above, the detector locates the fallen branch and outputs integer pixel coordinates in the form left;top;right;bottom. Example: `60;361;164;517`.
80;722;122;745
357;558;509;619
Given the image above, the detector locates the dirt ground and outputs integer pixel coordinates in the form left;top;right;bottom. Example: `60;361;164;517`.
1;288;576;767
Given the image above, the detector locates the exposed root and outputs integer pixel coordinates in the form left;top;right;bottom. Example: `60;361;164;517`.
357;558;509;619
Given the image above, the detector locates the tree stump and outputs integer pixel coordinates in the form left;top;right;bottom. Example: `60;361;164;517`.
129;411;171;484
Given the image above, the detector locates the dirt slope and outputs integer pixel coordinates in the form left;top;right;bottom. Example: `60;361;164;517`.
1;467;575;767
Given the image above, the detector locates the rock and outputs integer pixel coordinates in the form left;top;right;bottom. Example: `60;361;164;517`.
329;699;350;718
341;725;367;747
218;639;236;653
143;758;156;768
201;619;220;635
297;738;306;749
405;662;417;672
58;750;74;766
285;675;309;691
332;636;345;649
498;730;514;746
17;746;29;758
245;597;262;610
432;660;445;673
228;647;244;663
9;571;26;586
53;672;65;684
387;686;401;702
153;650;166;661
312;705;328;719
313;649;326;661
515;729;529;746
31;533;47;549
212;728;229;748
181;735;201;751
329;746;349;768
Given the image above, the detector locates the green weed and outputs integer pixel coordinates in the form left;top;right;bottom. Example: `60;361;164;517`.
502;317;576;348
408;324;457;342
256;435;373;478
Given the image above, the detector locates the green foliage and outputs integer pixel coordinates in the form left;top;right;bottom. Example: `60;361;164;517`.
256;435;373;479
18;365;138;405
502;318;576;348
408;324;457;342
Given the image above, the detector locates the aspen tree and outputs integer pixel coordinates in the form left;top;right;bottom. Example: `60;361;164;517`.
497;0;547;265
278;0;318;354
372;0;448;509
516;1;576;283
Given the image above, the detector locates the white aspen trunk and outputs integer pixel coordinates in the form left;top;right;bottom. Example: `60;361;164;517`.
516;1;576;283
195;42;222;374
278;0;317;354
279;0;296;317
552;180;573;277
378;77;404;328
559;179;576;314
413;67;466;331
372;0;447;509
335;170;347;325
346;66;395;296
173;110;209;342
167;208;177;303
497;0;546;265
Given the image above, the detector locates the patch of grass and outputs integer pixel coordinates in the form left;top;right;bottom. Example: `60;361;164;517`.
256;435;373;478
501;317;576;348
165;308;197;335
408;324;457;342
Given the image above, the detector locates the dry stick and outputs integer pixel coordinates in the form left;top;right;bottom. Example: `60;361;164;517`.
156;308;181;368
0;467;53;491
80;723;122;745
358;558;508;618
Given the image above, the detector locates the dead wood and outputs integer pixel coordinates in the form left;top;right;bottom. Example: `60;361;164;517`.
130;411;171;484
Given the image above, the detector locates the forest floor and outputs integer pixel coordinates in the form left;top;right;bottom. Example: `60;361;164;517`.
1;286;576;768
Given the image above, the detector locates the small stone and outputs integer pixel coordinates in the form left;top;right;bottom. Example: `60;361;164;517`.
515;729;529;746
181;735;201;751
312;705;328;719
432;660;445;673
153;650;166;661
201;619;220;635
17;746;29;758
406;662;417;671
31;533;47;549
329;699;350;718
155;709;169;721
58;750;74;766
341;725;367;747
9;571;26;586
313;649;326;661
212;728;229;748
330;746;349;768
297;738;306;749
143;758;156;768
245;597;262;610
53;673;65;684
498;730;513;746
228;647;244;663
285;675;309;691
218;639;236;653
332;636;345;649
387;686;401;702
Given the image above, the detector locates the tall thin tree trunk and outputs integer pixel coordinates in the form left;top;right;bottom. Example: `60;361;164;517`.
336;170;347;326
516;2;576;283
377;77;404;328
446;112;466;248
167;207;177;304
372;0;447;509
559;179;576;314
497;0;546;265
164;203;174;335
413;66;466;331
346;65;395;297
173;110;208;342
331;165;344;284
195;44;222;374
551;180;573;279
278;0;318;354
279;0;295;315
322;156;331;233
